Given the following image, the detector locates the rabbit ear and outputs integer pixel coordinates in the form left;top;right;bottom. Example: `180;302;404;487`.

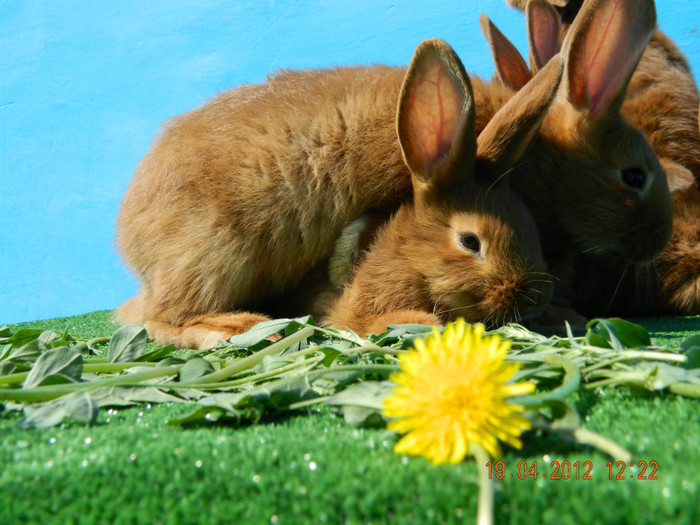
397;39;476;186
661;158;695;193
477;55;563;177
526;0;562;73
507;0;570;12
480;14;532;91
564;0;656;117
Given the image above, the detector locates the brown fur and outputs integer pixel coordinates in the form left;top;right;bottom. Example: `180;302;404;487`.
479;0;674;323
117;0;677;349
504;0;700;315
116;41;558;347
326;43;561;335
116;65;412;347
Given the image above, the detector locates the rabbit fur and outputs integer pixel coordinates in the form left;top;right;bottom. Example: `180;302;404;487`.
495;0;700;315
325;41;563;335
334;0;675;323
116;39;558;347
117;0;675;348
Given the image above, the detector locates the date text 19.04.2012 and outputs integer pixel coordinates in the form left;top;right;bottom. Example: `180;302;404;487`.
485;460;659;480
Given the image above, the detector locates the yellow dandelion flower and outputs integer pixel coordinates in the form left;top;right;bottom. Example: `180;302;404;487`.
383;319;534;464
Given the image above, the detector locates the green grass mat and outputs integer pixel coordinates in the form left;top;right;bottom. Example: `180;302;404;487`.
1;311;699;524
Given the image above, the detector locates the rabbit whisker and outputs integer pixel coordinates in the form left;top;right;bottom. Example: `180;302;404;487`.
521;294;537;306
604;262;630;315
433;302;480;318
431;292;451;317
484;159;530;196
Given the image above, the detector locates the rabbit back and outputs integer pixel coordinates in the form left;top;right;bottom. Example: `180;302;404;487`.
116;65;412;329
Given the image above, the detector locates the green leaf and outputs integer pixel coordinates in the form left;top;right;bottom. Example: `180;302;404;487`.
37;330;65;349
138;343;176;362
680;334;700;352
90;386;186;407
585;318;651;350
319;348;343;367
108;325;147;363
224;318;300;349
20;392;98;428
0;361;17;376
325;380;394;426
7;340;42;363
72;342;91;356
680;335;700;369
527;400;581;430
167;406;231;426
6;329;44;349
179;357;215;383
157;357;186;367
23;347;83;389
371;324;435;347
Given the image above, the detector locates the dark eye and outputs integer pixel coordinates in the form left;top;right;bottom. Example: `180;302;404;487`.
459;233;481;254
621;167;646;189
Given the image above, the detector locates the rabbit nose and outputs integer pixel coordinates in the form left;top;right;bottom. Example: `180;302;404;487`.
486;272;553;323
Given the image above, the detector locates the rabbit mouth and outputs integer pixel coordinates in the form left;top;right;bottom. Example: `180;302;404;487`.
432;272;554;327
481;274;553;326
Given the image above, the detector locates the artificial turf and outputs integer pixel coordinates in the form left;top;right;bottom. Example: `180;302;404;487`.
1;311;699;524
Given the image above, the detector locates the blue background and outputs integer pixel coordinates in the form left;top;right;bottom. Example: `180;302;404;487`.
1;0;699;324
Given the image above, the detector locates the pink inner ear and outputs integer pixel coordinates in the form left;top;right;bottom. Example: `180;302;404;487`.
484;17;531;90
403;54;463;173
570;0;653;116
528;2;561;69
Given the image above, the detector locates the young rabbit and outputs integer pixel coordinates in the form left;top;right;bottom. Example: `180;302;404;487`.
495;0;700;315
325;41;563;335
116;38;559;349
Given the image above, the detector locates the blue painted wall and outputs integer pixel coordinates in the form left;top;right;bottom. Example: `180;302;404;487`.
1;0;699;324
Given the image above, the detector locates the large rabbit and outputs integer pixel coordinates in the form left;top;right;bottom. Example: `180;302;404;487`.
115;39;559;348
497;0;700;315
325;42;562;335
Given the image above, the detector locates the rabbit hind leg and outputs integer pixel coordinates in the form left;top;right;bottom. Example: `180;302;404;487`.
145;311;272;350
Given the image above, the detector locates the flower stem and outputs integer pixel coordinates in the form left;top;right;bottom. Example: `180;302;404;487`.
668;382;700;397
174;353;324;389
516;355;580;405
581;350;686;374
0;364;182;403
551;426;632;463
0;361;157;387
470;443;494;525
193;326;315;384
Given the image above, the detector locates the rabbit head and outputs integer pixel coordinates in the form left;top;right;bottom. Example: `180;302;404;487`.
326;39;563;333
486;0;674;263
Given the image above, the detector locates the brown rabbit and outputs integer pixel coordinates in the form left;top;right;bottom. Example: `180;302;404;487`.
115;39;559;349
325;42;563;335
331;0;675;315
497;0;700;315
117;65;412;349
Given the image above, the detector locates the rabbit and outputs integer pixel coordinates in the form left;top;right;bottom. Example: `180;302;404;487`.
116;64;413;349
494;0;700;315
330;0;675;320
115;38;559;349
117;0;672;348
324;41;562;335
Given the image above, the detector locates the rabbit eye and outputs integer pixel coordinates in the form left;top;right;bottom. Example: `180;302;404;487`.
621;167;646;189
459;234;481;254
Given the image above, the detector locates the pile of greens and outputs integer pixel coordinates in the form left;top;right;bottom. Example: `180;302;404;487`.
1;317;697;448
